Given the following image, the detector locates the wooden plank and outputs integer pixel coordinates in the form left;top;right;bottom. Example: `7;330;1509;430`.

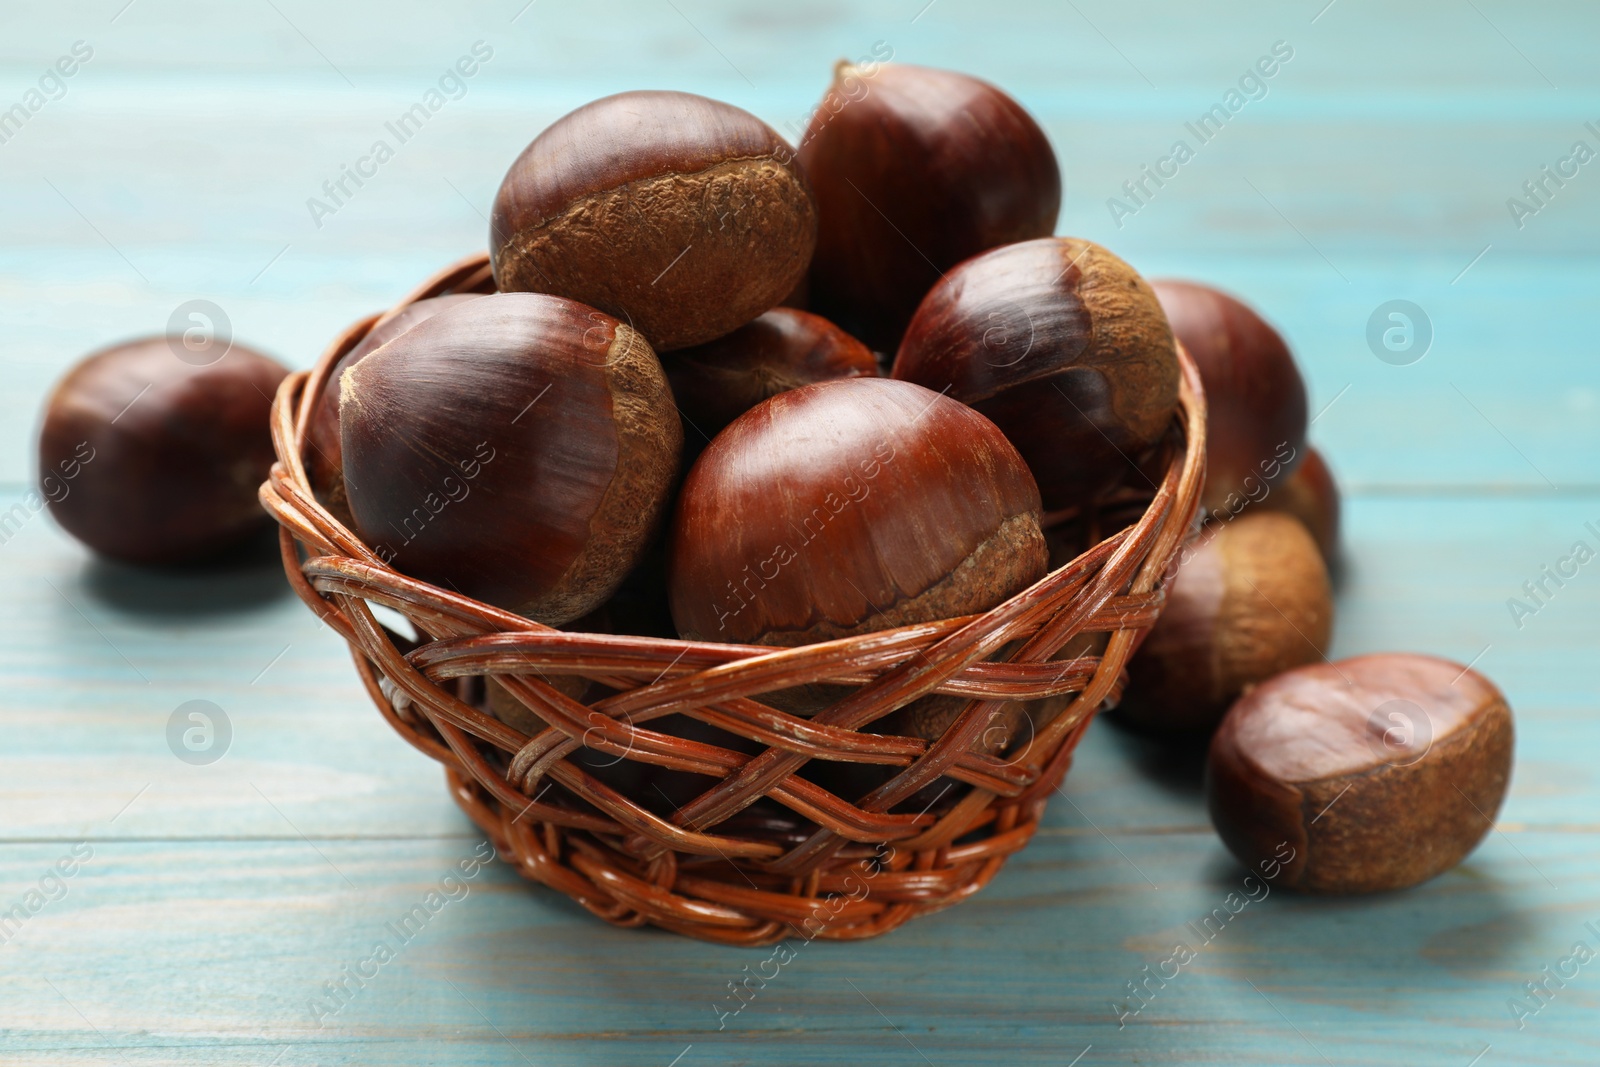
0;831;1595;1065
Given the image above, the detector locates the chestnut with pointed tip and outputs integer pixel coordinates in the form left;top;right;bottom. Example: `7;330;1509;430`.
306;293;484;525
668;376;1047;648
341;293;682;624
1207;653;1514;893
491;90;817;351
798;62;1061;352
1264;445;1340;563
666;307;878;440
893;237;1179;511
1118;511;1332;735
1151;279;1307;516
38;337;288;565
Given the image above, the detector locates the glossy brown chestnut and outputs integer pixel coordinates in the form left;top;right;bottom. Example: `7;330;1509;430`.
491;90;817;351
892;237;1179;511
1207;653;1514;893
1151;279;1307;516
1117;512;1332;735
666;308;878;440
797;62;1060;352
1263;445;1340;563
668;376;1046;648
38;337;288;565
306;293;484;526
341;293;682;624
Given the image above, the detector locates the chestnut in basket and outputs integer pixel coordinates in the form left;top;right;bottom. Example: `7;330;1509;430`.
1207;653;1514;893
666;307;878;441
1117;512;1332;735
491;91;816;351
38;337;287;564
1151;279;1307;516
798;62;1060;352
340;293;681;624
893;237;1179;511
306;293;484;526
1263;445;1340;563
669;376;1046;648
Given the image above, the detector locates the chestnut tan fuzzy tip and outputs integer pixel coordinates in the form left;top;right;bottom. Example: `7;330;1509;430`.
754;511;1047;647
495;158;816;351
1294;697;1512;892
1058;237;1180;449
523;325;683;624
1215;511;1332;694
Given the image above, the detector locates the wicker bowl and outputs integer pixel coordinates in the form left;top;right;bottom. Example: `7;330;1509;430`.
260;252;1206;944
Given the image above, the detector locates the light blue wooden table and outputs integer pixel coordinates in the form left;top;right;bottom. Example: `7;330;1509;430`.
3;1;1597;1063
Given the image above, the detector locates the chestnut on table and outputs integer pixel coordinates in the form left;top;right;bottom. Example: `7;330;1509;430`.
1265;445;1341;563
38;337;287;565
1207;652;1514;893
1116;511;1333;735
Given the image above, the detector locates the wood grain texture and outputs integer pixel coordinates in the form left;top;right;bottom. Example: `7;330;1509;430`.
2;0;1598;1062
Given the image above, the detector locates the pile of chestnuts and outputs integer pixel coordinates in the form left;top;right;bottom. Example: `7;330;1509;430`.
36;60;1512;898
1102;277;1512;893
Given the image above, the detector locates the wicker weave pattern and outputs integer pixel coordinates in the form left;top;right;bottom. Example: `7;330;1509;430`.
259;253;1206;944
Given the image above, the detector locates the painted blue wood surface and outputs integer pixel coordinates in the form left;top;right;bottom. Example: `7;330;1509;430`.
2;1;1598;1063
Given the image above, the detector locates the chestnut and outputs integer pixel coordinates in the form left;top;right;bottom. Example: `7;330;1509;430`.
1207;653;1514;893
668;376;1046;648
665;307;878;440
491;90;817;351
797;62;1060;352
892;237;1180;511
1263;445;1340;564
306;293;484;526
1150;279;1307;516
340;293;682;624
1117;512;1332;735
38;336;287;565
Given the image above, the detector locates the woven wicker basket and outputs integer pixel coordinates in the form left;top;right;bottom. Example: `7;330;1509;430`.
260;251;1206;944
